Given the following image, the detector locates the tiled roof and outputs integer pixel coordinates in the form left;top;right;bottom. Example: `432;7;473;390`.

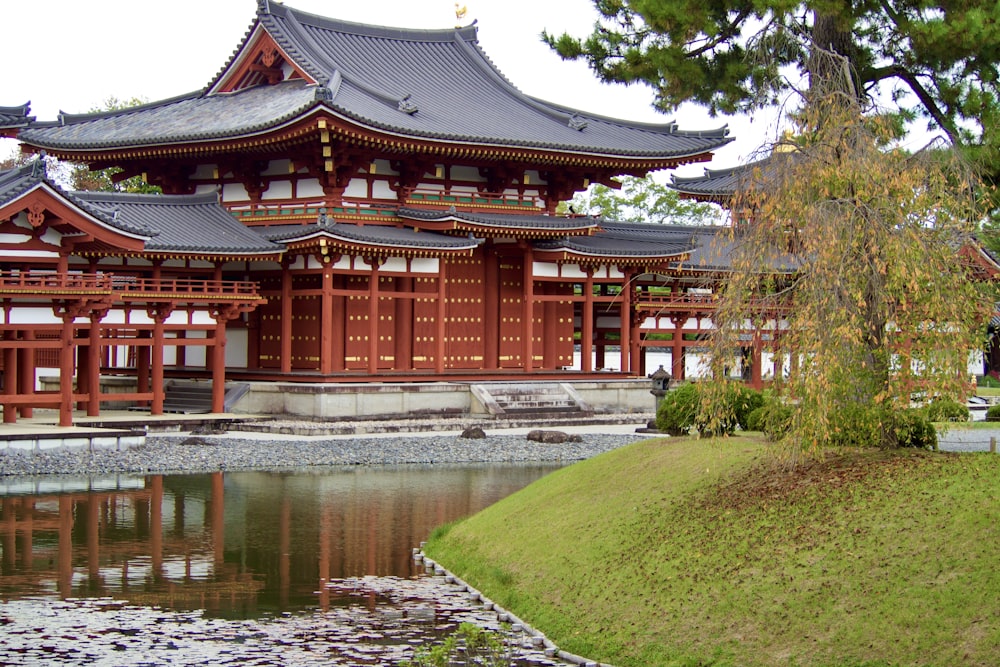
70;191;282;255
670;155;791;200
398;207;598;232
19;3;731;159
19;83;319;150
262;219;480;251
0;161;152;238
1;164;280;255
536;221;715;259
0;103;33;132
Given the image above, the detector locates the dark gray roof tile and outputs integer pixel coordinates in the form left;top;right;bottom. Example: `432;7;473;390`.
70;191;282;255
20;84;318;150
262;220;479;252
398;207;598;232
20;4;731;159
0;103;33;132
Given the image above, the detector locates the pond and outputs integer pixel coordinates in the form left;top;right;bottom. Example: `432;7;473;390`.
0;463;566;665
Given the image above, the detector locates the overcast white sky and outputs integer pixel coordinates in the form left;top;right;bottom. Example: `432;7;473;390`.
4;0;787;176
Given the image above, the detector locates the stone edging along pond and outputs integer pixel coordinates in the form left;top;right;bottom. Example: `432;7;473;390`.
414;546;619;667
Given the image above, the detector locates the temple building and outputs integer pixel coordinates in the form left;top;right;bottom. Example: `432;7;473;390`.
3;1;742;425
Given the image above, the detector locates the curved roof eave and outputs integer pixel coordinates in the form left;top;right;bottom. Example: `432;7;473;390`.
269;227;480;253
18;182;155;243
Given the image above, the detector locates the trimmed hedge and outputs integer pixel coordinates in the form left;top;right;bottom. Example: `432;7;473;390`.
924;398;969;423
655;382;699;436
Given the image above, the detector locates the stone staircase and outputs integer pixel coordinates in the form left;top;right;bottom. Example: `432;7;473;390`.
162;381;250;414
470;382;592;419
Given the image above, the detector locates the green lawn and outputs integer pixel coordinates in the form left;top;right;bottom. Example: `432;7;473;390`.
425;436;1000;667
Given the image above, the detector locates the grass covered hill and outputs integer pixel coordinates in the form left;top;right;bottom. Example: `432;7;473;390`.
424;436;1000;667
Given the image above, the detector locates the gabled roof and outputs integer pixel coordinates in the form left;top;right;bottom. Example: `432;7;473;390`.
19;3;730;163
535;222;712;262
0;103;33;136
670;158;773;202
70;191;282;256
261;218;480;255
398;207;597;237
0;163;281;257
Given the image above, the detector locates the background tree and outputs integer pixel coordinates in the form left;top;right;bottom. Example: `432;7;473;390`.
558;174;721;224
543;1;1000;199
69;96;161;193
704;62;992;449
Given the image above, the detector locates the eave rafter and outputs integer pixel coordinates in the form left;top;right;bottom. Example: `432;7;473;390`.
33;111;716;176
283;236;472;260
532;249;691;270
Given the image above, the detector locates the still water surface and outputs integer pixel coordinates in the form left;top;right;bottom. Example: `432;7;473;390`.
0;463;564;665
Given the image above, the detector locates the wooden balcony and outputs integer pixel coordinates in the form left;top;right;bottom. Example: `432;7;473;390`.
112;277;262;302
0;271;112;296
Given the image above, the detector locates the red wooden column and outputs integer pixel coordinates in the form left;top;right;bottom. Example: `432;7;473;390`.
280;261;293;373
58;310;76;427
149;305;173;416
671;317;685;381
320;265;333;374
18;330;35;418
367;259;381;374
483;247;500;370
209;305;240;414
522;246;535;372
86;312;104;416
3;332;18;424
581;271;594;372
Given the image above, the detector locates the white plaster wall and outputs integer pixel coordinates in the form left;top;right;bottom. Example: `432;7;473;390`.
226;328;248;368
297;179;324;198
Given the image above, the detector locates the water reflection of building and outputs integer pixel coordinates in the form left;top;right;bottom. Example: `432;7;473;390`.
0;465;552;616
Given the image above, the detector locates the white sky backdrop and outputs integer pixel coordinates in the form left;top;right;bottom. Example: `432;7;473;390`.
3;0;790;179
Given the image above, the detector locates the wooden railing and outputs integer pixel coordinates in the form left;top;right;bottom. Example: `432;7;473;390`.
0;271;112;294
0;271;260;302
635;292;790;314
113;277;261;300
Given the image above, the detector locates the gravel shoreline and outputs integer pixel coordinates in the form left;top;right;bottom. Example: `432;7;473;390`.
0;430;647;477
2;421;994;478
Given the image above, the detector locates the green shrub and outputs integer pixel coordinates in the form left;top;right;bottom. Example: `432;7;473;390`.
694;382;737;437
925;398;969;423
892;409;938;449
746;406;766;432
760;402;794;440
656;382;700;436
987;404;1000;422
826;404;937;449
734;386;765;431
826;404;894;448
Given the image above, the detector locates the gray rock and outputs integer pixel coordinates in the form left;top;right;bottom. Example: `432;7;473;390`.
460;425;487;439
526;430;579;444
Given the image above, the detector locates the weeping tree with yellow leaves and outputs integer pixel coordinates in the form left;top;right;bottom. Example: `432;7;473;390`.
704;58;994;449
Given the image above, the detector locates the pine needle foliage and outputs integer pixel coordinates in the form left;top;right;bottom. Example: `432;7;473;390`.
704;76;994;450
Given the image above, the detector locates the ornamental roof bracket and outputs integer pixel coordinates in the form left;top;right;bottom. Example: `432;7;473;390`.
318;70;343;102
397;94;419;115
317;208;334;229
568;115;588;131
30;151;47;178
